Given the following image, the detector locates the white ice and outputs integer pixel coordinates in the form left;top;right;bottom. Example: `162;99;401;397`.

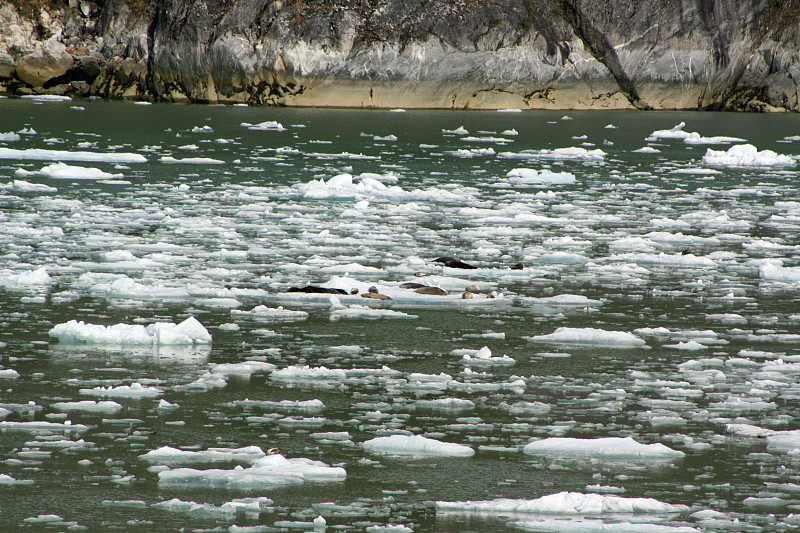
15;162;123;180
362;434;475;457
525;328;646;347
506;168;576;185
436;491;689;514
157;453;346;488
522;437;684;460
140;445;268;465
0;147;147;163
49;316;211;346
702;144;795;167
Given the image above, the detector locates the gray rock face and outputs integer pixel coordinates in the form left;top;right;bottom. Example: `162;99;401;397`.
2;0;799;111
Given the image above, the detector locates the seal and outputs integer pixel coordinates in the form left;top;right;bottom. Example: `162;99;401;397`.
415;286;448;296
433;256;477;269
464;284;481;293
400;282;427;289
287;286;347;295
361;286;391;300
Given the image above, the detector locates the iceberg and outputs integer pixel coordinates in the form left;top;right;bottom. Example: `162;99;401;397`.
0;147;147;163
701;144;795;167
157;453;346;488
525;327;646;347
436;491;689;514
506;168;576;184
362;434;475;457
49;316;212;346
522;437;684;460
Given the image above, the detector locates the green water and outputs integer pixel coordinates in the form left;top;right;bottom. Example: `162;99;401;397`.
0;98;799;531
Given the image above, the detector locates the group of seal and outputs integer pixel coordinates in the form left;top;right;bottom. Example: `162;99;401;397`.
433;256;524;270
287;256;510;299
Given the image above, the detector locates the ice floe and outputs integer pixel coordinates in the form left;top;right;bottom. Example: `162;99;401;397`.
157;453;346;488
0;147;147;163
522;437;684;460
701;144;795;167
505;168;576;185
436;491;689;514
362;435;475;457
15;162;124;180
49;316;211;346
525;328;646;347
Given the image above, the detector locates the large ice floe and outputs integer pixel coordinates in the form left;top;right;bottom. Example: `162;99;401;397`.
0;147;147;163
701;144;796;167
362;435;475;457
15;163;124;180
505;168;577;185
524;328;646;348
156;453;346;488
295;172;467;202
48;316;211;346
140;445;268;466
522;437;684;460
436;492;689;515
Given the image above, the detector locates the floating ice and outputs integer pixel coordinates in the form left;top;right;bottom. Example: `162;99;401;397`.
295;173;465;202
506;168;576;185
523;437;684;460
0;474;35;485
0;267;51;287
0;147;147;163
330;305;417;321
498;147;606;160
15;163;123;180
0;420;89;433
231;305;309;322
152;497;273;519
646;122;691;140
525;328;646;347
0;132;21;141
49;316;211;346
88;276;191;300
436;491;689;514
141;445;267;465
759;261;800;282
79;382;163;399
50;400;123;414
241;121;286;131
460;346;515;365
160;156;224;164
702;144;795;167
767;430;800;453
362;435;474;457
682;132;745;145
157;453;346;488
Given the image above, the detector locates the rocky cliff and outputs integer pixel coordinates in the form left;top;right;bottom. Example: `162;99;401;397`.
1;0;799;111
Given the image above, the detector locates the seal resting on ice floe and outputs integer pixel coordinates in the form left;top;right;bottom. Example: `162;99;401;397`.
287;286;347;295
433;256;477;269
414;286;448;296
464;284;481;293
361;286;391;300
400;282;427;289
267;447;285;456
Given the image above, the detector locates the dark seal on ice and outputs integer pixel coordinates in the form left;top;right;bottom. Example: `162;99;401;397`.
287;286;347;295
433;256;477;269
